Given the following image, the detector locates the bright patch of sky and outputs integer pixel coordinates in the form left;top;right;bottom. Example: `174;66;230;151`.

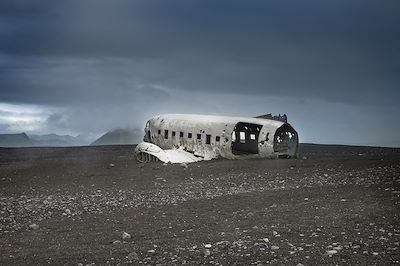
0;103;56;133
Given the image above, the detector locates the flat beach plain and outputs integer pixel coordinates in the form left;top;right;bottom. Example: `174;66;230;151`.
0;144;399;265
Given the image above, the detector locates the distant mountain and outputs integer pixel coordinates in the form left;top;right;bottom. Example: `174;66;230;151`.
0;130;140;147
91;128;143;146
0;133;34;147
29;133;90;147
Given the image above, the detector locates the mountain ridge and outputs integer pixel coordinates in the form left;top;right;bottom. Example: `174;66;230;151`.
0;133;33;147
0;133;92;147
90;128;143;146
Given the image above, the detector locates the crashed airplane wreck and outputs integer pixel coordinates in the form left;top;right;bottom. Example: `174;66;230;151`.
135;114;299;163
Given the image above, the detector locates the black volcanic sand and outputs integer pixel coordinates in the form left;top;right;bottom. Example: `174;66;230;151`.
0;144;399;265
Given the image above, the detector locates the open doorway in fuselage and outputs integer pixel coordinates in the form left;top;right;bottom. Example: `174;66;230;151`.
231;122;262;155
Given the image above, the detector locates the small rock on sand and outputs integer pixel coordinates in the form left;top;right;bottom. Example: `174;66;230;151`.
126;252;139;261
122;232;131;240
29;223;39;230
327;250;338;255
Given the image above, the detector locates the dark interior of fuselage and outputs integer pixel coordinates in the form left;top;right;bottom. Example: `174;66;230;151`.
231;122;262;155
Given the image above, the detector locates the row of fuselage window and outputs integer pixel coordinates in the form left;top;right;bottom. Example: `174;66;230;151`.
157;129;220;144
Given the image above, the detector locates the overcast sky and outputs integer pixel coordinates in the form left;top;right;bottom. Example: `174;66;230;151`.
0;0;399;146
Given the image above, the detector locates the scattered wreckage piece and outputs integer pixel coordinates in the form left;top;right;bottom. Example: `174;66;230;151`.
135;114;299;163
135;142;203;163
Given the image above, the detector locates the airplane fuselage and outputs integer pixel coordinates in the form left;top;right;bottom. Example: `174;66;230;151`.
135;114;299;163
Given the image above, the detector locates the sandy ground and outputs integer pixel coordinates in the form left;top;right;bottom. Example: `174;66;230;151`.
0;144;399;265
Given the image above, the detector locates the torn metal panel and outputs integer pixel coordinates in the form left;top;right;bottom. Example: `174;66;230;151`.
134;114;299;163
135;142;203;163
254;113;287;123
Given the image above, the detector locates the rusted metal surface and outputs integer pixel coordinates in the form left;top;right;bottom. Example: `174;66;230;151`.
135;114;299;163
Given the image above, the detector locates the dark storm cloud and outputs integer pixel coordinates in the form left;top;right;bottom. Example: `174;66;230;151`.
0;54;171;105
1;0;399;106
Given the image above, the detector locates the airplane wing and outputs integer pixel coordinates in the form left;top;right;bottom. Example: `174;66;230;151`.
135;142;204;163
